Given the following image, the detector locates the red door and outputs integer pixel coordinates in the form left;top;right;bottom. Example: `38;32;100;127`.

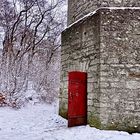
68;71;87;127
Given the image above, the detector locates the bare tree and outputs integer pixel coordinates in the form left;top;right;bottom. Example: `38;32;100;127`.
0;0;66;107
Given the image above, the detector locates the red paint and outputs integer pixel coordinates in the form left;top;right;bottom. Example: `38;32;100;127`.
68;71;87;127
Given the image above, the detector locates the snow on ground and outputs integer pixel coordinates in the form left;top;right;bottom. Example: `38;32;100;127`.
0;103;140;140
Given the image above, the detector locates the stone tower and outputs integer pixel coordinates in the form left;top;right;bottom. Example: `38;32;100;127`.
68;0;140;25
60;0;140;132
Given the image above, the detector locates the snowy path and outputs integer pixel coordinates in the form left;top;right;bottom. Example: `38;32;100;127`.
0;104;67;140
0;103;140;140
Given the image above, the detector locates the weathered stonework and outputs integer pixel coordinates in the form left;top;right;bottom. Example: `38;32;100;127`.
61;0;140;132
99;9;140;132
60;12;101;126
60;7;140;132
68;0;140;25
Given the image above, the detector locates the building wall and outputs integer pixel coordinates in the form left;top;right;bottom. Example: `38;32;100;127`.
99;9;140;131
68;0;140;25
60;8;140;132
60;13;101;124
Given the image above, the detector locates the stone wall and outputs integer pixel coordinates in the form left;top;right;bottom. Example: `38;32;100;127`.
60;8;140;132
99;9;140;131
60;12;101;124
68;0;140;25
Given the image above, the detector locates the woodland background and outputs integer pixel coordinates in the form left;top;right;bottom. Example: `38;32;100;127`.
0;0;67;108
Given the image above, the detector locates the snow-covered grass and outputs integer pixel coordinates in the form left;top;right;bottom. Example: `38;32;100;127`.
0;103;140;140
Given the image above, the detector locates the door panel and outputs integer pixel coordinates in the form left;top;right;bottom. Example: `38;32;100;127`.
68;71;87;127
